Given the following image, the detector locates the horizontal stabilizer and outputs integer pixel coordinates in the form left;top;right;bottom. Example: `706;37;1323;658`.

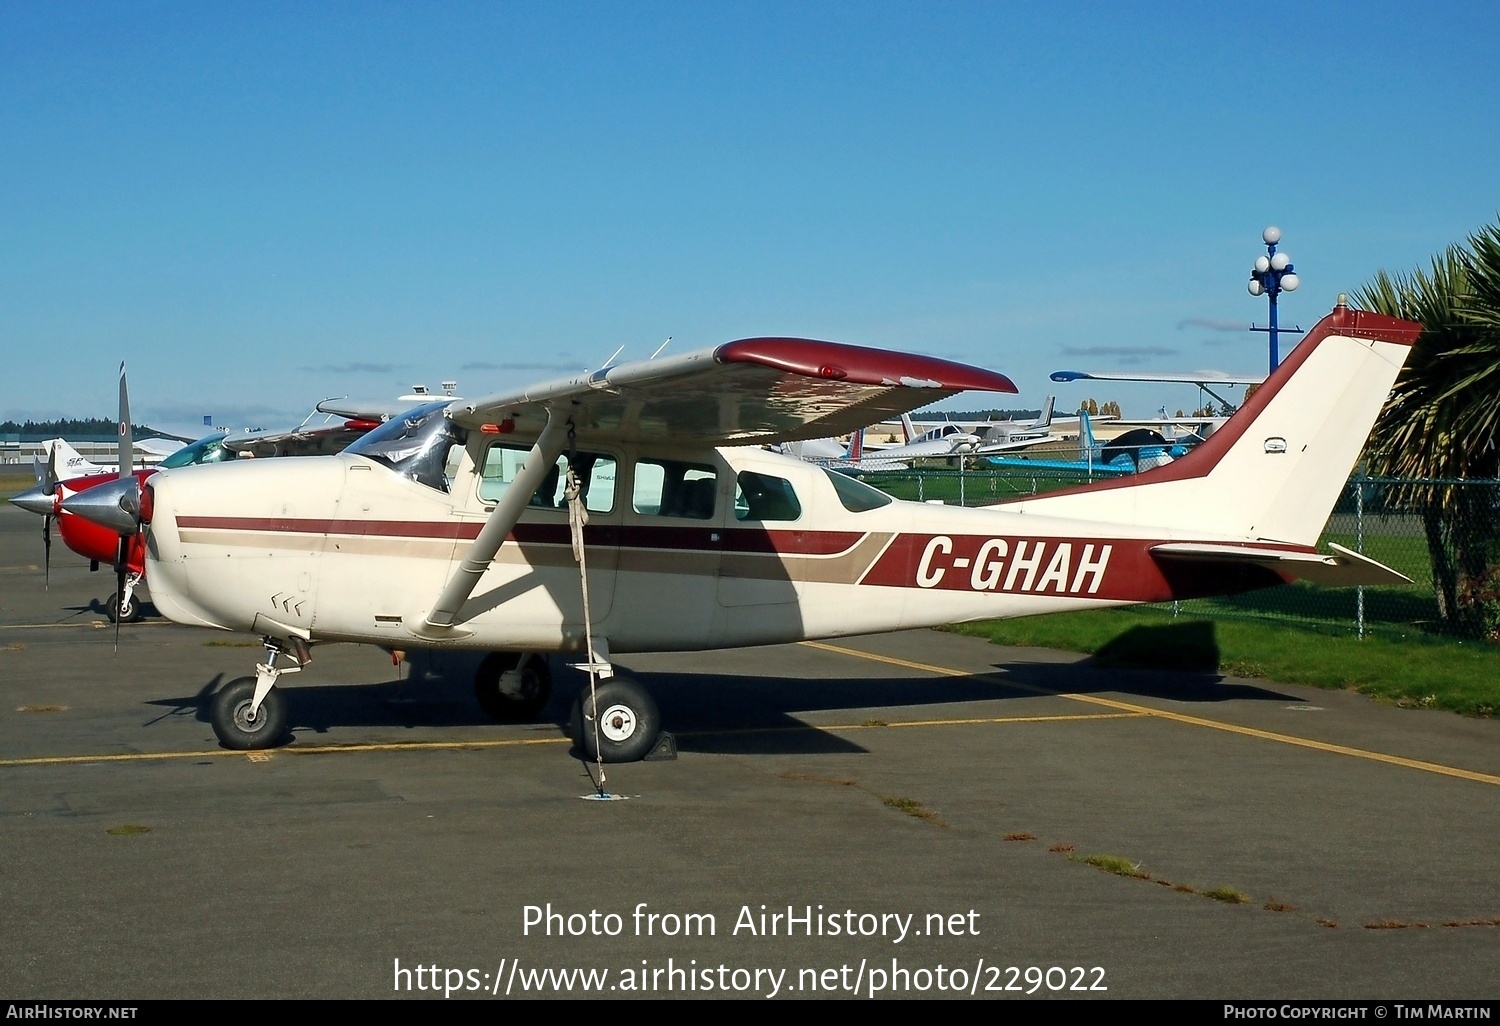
1150;541;1412;588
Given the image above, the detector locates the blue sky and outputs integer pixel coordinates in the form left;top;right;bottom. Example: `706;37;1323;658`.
4;1;1498;428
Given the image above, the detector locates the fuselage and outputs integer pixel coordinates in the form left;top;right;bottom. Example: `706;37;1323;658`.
140;436;1274;656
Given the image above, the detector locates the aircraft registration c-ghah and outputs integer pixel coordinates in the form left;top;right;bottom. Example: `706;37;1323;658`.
66;299;1421;762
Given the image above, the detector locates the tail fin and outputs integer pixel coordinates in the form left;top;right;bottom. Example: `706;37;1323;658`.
1032;395;1055;430
43;439;103;479
849;427;864;463
900;412;916;444
1077;408;1096;455
1001;303;1421;547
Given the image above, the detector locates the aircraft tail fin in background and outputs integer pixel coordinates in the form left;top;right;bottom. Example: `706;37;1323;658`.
1077;409;1097;454
1032;395;1055;430
849;427;864;463
998;303;1422;547
42;439;105;479
899;412;917;444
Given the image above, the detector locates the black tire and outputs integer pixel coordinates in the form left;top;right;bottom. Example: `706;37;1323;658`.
211;676;288;750
571;676;660;763
473;653;552;721
107;590;141;624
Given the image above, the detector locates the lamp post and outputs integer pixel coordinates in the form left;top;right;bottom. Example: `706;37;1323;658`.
1247;225;1301;372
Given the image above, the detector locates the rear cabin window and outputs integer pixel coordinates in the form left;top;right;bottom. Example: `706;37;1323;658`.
822;468;893;512
478;444;616;514
633;460;717;519
734;471;801;522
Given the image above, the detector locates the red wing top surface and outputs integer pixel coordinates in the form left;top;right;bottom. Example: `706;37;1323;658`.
451;339;1016;446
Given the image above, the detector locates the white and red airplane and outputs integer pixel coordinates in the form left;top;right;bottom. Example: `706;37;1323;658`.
67;299;1419;761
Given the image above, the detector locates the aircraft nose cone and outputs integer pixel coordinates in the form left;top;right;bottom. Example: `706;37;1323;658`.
10;485;56;517
60;478;139;535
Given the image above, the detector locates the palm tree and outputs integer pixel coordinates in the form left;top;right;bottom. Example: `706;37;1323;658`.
1355;219;1500;639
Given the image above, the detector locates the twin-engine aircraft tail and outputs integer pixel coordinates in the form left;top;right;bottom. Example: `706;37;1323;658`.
40;439;105;480
997;301;1422;547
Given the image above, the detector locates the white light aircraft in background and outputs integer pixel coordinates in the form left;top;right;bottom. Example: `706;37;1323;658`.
67;302;1419;762
1050;368;1265;417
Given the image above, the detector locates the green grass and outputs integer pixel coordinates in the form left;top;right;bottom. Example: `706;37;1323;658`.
0;473;34;500
1074;854;1149;879
946;607;1500;717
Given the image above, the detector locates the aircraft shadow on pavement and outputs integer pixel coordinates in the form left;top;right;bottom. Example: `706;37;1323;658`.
66;598;163;621
992;619;1299;706
143;620;1299;757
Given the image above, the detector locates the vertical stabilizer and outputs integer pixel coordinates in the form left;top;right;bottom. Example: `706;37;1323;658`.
43;439;103;479
1032;395;1055;430
998;303;1422;546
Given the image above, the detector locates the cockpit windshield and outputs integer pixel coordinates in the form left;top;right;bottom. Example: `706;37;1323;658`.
157;434;237;469
344;401;465;491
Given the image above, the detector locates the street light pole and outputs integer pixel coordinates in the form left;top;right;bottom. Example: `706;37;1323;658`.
1247;225;1302;372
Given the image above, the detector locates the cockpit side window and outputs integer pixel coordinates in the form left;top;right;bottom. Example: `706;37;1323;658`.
478;443;616;513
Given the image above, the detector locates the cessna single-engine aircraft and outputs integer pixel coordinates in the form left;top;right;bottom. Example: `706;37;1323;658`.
68;300;1419;761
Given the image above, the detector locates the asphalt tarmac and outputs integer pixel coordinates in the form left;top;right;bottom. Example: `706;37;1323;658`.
1;504;1497;1000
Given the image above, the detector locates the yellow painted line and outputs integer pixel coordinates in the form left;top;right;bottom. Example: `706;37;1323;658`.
0;735;573;767
682;712;1144;737
0;620;171;630
0;712;1143;768
802;640;1500;787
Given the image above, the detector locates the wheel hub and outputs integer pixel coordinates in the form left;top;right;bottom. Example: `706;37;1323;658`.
232;700;264;731
598;703;637;742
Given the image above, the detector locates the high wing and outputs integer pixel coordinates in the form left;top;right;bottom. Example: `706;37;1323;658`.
315;396;438;422
1150;542;1410;588
448;338;1017;447
1050;369;1265;386
222;401;424;458
134;437;188;459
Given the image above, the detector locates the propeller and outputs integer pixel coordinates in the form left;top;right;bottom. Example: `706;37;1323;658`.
42;444;57;590
9;445;62;587
113;362;135;653
59;363;143;651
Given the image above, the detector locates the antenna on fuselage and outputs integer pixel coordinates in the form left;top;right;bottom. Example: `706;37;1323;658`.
601;345;626;369
650;337;672;359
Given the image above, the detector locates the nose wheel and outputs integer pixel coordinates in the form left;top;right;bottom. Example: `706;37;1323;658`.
211;676;288;750
570;676;661;763
106;575;143;623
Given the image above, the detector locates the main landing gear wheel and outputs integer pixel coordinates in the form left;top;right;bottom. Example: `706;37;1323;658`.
211;676;288;750
474;653;553;721
106;590;140;624
571;676;660;764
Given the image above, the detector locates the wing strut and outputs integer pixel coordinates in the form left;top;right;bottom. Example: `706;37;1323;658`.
421;410;571;633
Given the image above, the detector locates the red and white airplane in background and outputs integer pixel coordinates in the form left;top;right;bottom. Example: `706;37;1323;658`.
65;299;1419;760
11;370;431;622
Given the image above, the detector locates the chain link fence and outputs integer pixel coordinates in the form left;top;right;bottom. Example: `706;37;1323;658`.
862;463;1500;641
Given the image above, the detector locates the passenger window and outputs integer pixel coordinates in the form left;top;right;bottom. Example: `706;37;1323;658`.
478;444;616;513
633;459;717;519
734;471;801;522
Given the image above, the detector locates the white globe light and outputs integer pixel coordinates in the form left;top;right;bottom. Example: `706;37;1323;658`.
1262;226;1282;245
1270;252;1291;271
1254;255;1271;273
1281;272;1300;292
1248;279;1264;296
